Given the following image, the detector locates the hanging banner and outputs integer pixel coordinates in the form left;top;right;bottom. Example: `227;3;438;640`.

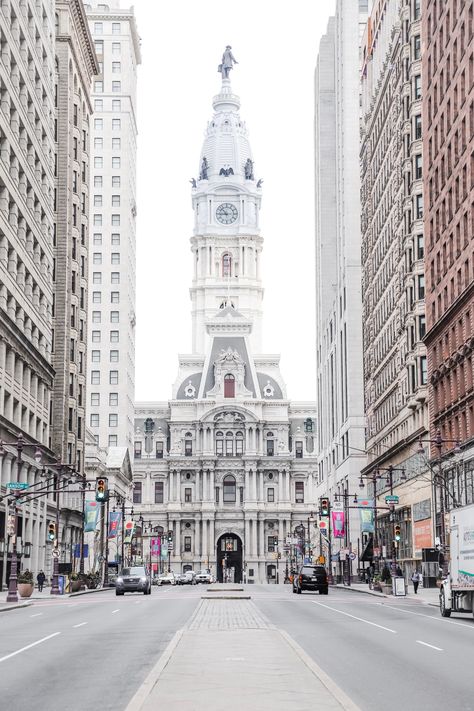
108;511;122;539
332;510;345;539
359;498;374;533
124;520;135;543
84;501;100;532
161;541;168;559
150;537;161;556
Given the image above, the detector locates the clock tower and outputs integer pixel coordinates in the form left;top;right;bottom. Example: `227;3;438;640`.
190;75;264;354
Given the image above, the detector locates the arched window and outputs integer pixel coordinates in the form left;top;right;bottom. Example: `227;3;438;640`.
216;431;224;456
225;431;233;456
266;431;275;456
223;475;236;503
224;373;235;398
222;253;232;277
235;431;244;456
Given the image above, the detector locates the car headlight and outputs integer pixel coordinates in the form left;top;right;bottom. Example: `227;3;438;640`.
141;576;147;582
116;577;123;583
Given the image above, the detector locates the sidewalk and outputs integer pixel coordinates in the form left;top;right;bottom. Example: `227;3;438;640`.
127;599;358;711
333;582;440;606
0;587;55;603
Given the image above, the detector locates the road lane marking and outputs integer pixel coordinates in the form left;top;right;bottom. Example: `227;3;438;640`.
312;600;397;633
73;622;88;628
30;613;43;618
112;609;120;614
417;640;443;651
386;605;474;630
0;633;61;663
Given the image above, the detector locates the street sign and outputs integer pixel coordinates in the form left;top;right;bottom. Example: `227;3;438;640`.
332;501;344;512
385;495;399;504
349;552;356;560
52;548;60;558
317;555;326;564
6;482;29;490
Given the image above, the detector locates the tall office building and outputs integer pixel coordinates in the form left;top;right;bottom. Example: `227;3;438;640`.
360;0;432;575
422;0;474;525
85;0;140;458
315;0;368;576
0;0;56;585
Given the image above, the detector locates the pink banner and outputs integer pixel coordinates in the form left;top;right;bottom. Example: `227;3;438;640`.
151;537;161;556
332;510;345;539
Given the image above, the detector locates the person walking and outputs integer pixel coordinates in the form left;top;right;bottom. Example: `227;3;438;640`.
37;570;46;592
411;569;421;594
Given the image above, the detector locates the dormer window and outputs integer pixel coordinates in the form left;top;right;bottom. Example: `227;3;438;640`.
224;373;235;398
222;253;232;277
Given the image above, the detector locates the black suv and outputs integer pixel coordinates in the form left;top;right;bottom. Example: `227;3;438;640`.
293;565;328;595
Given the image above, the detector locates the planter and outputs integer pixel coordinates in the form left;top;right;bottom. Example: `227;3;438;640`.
17;583;34;598
70;580;82;593
381;583;392;595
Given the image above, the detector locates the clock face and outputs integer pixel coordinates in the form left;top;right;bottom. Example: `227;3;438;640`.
216;203;238;224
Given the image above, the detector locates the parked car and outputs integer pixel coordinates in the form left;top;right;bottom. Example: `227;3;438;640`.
175;573;187;585
157;572;175;586
115;566;151;596
292;564;328;595
195;570;212;584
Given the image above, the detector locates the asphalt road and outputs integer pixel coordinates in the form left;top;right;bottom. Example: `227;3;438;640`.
253;586;474;711
0;586;200;711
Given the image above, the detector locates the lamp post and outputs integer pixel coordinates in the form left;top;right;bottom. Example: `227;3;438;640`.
0;436;43;603
417;430;461;572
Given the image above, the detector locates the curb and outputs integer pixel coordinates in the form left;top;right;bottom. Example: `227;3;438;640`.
200;595;251;600
333;584;388;598
0;602;32;613
69;587;113;597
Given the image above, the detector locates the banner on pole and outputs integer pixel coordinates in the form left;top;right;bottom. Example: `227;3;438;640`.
150;537;161;556
161;541;168;559
359;498;374;533
84;501;100;532
124;520;135;543
73;544;89;558
332;510;345;539
108;511;122;539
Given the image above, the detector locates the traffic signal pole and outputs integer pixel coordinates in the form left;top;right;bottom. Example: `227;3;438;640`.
51;471;61;595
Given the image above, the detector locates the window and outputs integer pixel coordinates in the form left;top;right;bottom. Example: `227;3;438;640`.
223;475;236;503
111;233;120;245
295;481;304;503
112;99;121;111
216;431;224;456
224;373;235;398
94;40;103;54
155;482;164;504
92;291;101;303
112;62;121;73
90;414;99;427
414;0;420;20
111;272;120;284
112;175;120;187
414;35;421;60
94;81;103;93
93;194;102;207
111;215;120;227
112;42;121;55
92;330;101;342
112;22;121;34
112;194;120;206
111;291;120;303
420;355;428;385
266;438;274;456
156;441;164;458
94;118;103;130
112;119;121;131
419;315;426;340
222;253;231;277
110;350;119;362
94;99;103;111
267;536;276;553
236;431;244;455
94;157;103;168
108;435;118;447
112;138;121;150
134;441;142;459
415;194;423;219
295;441;303;458
415;154;422;180
93;272;102;284
112;157;121;168
111;251;120;263
109;393;118;406
94;22;103;34
414;74;421;99
112;81;121;93
184;536;191;552
91;370;100;384
92;311;101;323
93;215;102;227
110;330;119;342
133;482;142;504
109;414;118;427
418;274;425;299
416;234;424;260
94;176;103;188
91;350;100;363
225;431;233;456
267;487;275;502
184;487;192;503
109;370;118;384
185;438;192;456
111;311;119;323
91;393;100;406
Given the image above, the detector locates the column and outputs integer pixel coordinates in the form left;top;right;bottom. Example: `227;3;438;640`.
251;518;257;556
175;519;181;560
244;518;250;562
258;519;265;559
259;471;264;502
195;517;201;559
244;469;249;502
209;518;215;562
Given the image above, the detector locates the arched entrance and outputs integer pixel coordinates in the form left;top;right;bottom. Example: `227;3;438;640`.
216;533;243;583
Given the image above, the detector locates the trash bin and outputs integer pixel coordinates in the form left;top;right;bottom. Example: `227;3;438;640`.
58;575;65;595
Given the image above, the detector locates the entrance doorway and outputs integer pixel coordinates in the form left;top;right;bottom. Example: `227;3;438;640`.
216;533;243;583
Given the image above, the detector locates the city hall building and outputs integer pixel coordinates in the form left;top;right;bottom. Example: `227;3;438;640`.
133;62;317;584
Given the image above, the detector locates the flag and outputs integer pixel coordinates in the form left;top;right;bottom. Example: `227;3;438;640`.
124;520;135;543
84;501;100;532
150;537;161;556
108;511;122;539
359;498;374;533
332;510;345;539
161;541;168;559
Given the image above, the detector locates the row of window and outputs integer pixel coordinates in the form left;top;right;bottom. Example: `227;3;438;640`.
132;479;307;504
92;330;120;342
91;392;118;406
94;119;121;132
91;370;119;384
132;437;305;459
93;22;123;35
93;233;120;245
93;138;122;151
91;350;119;362
94;40;122;54
92;311;119;323
95;61;122;75
94;81;122;94
93;215;121;227
90;413;119;427
94;99;122;113
93;272;121;284
92;292;120;304
94;157;122;169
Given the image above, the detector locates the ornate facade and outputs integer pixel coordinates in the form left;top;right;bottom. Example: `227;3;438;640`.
134;67;317;584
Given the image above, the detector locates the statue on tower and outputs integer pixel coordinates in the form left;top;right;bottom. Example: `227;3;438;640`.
218;45;238;79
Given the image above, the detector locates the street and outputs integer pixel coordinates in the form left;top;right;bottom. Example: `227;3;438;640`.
1;585;474;710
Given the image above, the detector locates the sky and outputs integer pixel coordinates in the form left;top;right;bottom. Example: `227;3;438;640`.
133;0;336;402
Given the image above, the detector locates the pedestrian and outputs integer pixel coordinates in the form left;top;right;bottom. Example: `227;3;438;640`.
366;564;374;584
37;570;46;592
396;565;403;577
411;569;421;594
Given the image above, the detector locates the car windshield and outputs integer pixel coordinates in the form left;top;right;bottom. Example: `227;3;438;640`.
302;566;324;574
120;568;146;576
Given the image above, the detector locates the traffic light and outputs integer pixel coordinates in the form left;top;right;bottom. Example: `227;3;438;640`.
320;497;330;516
95;477;108;502
394;524;401;542
167;530;173;543
47;521;56;542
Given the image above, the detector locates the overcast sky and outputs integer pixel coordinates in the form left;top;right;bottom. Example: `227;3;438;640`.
132;0;336;402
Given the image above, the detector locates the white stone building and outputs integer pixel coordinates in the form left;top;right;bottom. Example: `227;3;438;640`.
314;0;368;578
134;69;317;584
84;0;140;458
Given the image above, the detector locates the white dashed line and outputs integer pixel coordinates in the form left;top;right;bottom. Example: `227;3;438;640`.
417;640;443;651
0;633;61;663
312;600;397;633
73;622;88;628
112;609;120;614
30;613;43;618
